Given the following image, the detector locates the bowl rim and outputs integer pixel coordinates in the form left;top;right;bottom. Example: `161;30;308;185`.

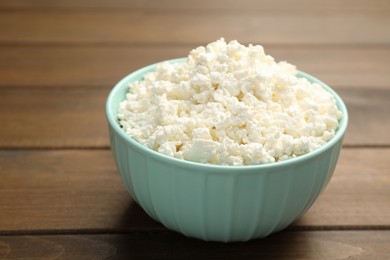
106;58;348;171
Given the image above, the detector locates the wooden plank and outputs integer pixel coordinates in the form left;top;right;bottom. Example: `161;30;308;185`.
0;87;388;148
0;87;109;148
0;11;389;45
0;46;187;88
0;46;389;89
0;149;389;233
0;231;389;259
337;88;390;146
0;0;389;12
0;150;161;232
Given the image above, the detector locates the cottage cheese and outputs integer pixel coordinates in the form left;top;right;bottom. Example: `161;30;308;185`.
118;39;342;165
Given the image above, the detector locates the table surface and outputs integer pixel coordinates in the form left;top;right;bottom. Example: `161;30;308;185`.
0;0;389;259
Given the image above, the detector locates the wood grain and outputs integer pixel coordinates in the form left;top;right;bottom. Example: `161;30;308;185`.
0;46;389;89
1;231;389;259
0;0;389;12
0;87;388;148
0;149;388;233
0;87;108;148
337;88;390;146
1;11;389;45
0;150;161;233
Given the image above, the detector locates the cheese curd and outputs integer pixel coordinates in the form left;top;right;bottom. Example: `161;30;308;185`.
118;39;342;165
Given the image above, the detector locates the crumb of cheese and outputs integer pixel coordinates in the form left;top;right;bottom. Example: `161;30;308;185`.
118;38;342;165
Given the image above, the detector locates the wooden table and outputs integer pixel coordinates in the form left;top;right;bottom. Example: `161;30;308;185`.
0;0;389;259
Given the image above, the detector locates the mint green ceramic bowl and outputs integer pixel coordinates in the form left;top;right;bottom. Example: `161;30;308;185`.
106;58;348;242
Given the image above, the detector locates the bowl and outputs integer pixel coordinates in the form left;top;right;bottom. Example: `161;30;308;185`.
106;58;348;242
